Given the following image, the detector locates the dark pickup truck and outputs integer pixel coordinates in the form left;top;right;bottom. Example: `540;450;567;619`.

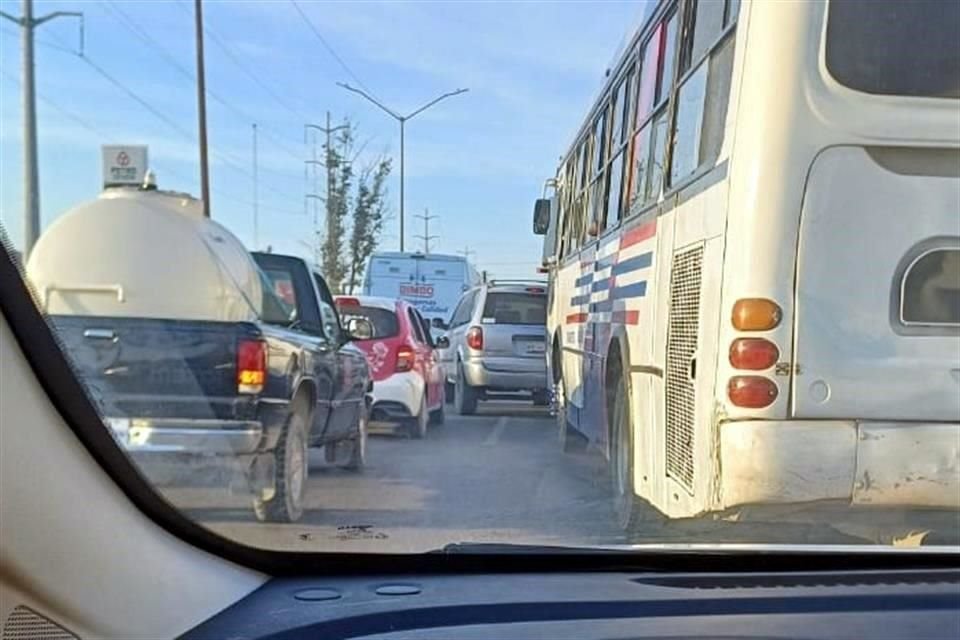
50;252;371;523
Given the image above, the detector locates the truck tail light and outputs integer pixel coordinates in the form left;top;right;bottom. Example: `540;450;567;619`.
732;298;782;331
237;338;267;394
466;326;484;350
729;338;779;370
728;376;778;408
395;344;416;373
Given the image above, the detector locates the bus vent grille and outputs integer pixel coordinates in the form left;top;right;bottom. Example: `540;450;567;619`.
664;245;704;491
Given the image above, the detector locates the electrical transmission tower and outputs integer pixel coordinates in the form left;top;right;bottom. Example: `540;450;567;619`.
414;209;439;254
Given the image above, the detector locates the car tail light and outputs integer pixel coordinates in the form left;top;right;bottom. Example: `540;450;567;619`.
395;344;416;373
729;338;779;370
336;297;360;308
728;376;778;408
237;339;267;394
466;326;484;350
732;298;782;331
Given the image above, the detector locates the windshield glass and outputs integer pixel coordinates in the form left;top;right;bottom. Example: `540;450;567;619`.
2;0;958;556
339;305;399;339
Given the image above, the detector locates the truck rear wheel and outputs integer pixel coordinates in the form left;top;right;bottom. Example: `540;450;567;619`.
253;409;308;523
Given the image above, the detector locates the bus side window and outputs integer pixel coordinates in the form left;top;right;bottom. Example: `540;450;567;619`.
669;0;737;186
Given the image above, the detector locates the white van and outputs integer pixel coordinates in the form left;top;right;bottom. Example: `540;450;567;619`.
363;252;480;328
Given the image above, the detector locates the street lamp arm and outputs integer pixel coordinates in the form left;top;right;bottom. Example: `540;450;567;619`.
33;10;83;25
0;11;19;24
405;87;469;121
337;82;400;120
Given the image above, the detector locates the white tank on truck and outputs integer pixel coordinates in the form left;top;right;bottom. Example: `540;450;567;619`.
26;183;265;322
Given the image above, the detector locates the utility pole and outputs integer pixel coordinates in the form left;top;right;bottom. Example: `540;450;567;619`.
0;0;83;259
414;209;439;254
305;115;348;269
194;0;210;217
252;123;258;249
338;83;468;253
458;245;476;263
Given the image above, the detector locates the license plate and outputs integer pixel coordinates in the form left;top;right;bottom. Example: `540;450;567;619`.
525;342;545;354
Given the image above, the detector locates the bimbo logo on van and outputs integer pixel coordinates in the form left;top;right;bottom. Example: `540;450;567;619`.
399;284;435;298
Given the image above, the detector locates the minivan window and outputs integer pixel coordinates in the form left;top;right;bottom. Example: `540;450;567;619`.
482;293;547;325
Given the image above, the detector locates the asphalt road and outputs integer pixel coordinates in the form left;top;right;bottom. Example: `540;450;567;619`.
165;401;626;553
161;401;958;551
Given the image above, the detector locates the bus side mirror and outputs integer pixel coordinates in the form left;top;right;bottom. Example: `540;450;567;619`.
533;199;551;235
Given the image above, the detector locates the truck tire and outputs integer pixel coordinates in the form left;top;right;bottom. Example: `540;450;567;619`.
410;394;429;439
429;398;445;426
532;389;550;406
253;408;308;523
610;374;658;534
454;363;478;415
344;409;367;471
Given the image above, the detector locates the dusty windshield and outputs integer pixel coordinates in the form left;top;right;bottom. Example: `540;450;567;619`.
2;0;958;554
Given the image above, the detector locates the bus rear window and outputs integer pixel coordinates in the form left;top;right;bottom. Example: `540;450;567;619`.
825;0;960;99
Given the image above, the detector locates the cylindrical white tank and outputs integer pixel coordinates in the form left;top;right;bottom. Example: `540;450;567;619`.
27;188;264;322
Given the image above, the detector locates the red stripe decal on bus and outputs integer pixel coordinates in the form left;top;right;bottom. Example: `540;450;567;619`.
566;312;588;324
619;219;657;250
612;310;639;325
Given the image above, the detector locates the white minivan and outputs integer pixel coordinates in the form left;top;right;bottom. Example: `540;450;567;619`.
363;252;481;330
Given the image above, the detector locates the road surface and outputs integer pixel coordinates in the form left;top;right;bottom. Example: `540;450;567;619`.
160;401;956;552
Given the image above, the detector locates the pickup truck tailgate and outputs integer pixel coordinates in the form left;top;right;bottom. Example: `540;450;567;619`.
50;315;254;420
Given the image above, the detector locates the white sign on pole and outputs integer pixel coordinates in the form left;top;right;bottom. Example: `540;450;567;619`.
102;145;148;188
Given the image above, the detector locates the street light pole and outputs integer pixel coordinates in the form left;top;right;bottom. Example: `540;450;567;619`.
0;0;83;259
194;0;211;217
337;82;468;253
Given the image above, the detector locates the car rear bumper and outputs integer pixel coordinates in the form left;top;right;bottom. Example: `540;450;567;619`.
105;417;263;455
462;358;547;391
719;420;960;510
368;371;422;420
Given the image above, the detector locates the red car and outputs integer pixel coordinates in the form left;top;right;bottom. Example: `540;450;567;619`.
335;296;445;437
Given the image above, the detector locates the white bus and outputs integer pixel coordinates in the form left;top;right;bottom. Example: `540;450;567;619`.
534;0;960;537
363;251;481;329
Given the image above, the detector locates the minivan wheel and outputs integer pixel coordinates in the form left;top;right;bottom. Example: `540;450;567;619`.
253;408;308;523
454;363;478;415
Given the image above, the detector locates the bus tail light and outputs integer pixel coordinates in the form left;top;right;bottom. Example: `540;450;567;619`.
728;376;778;408
395;345;416;373
732;298;782;331
237;339;267;394
466;326;484;350
729;338;779;370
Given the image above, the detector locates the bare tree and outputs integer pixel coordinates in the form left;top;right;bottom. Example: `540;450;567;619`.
346;157;392;294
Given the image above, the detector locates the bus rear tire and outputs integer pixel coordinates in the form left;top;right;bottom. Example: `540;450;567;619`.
611;373;657;534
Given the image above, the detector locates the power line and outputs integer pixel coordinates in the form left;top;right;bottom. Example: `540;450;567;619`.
101;1;304;167
0;67;305;218
174;0;310;123
289;0;377;99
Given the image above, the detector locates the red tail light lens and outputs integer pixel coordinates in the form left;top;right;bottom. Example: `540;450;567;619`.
729;338;779;370
237;339;267;394
395;344;416;373
336;297;360;308
728;376;778;408
466;326;484;350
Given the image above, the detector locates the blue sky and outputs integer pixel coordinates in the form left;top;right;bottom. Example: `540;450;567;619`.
1;0;649;278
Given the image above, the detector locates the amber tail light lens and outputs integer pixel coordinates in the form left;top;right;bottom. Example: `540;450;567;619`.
732;298;782;331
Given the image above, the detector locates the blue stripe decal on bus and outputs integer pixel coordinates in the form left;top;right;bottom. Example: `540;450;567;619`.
612;281;648;300
611;252;652;277
594;254;617;271
590;278;613;293
574;272;594;288
590;298;614;313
